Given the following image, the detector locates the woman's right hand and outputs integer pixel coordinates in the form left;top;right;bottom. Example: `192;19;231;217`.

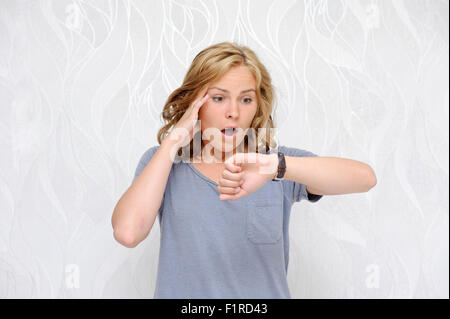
168;86;209;148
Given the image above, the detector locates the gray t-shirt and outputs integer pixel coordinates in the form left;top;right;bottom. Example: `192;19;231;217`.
132;145;323;298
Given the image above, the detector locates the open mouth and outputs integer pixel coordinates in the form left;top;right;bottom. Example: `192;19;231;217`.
221;127;238;139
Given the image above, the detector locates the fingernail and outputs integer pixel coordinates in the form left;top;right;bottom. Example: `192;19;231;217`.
235;187;240;193
240;180;244;185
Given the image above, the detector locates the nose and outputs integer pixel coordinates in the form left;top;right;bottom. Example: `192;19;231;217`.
225;102;239;119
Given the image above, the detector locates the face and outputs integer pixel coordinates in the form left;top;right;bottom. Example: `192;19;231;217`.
198;65;258;158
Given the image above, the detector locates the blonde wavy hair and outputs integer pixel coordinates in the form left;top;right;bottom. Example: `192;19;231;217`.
156;41;277;158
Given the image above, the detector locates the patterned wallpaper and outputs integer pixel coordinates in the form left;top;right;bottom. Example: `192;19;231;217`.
0;0;448;298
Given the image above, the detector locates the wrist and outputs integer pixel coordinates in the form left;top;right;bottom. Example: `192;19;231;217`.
161;134;183;162
266;153;279;180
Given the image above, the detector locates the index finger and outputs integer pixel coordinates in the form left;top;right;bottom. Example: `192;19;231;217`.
195;86;209;101
193;89;210;110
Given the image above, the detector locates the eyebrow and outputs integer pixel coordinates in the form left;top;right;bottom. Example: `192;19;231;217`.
209;86;256;94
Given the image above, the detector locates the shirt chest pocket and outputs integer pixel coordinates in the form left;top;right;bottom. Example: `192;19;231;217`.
246;198;283;244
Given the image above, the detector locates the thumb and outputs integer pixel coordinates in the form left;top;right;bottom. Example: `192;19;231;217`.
193;119;201;135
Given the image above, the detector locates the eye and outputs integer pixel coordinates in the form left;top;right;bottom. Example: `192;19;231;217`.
242;97;253;104
212;96;223;103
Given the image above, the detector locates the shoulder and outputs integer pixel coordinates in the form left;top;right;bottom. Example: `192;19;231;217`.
138;145;160;163
132;145;162;183
135;145;161;171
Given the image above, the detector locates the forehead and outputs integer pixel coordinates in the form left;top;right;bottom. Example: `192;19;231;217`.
209;66;256;92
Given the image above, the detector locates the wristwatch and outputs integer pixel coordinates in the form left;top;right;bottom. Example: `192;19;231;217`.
272;152;286;181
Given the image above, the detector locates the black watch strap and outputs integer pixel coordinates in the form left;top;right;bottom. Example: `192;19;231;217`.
272;152;286;181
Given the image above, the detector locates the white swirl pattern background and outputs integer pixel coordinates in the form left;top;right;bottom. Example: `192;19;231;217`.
0;0;448;298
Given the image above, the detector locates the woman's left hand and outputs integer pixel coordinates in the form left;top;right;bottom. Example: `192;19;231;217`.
218;152;278;200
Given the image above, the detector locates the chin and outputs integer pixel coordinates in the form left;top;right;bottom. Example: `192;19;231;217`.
214;138;245;153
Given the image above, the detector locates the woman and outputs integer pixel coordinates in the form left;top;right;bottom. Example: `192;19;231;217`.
111;41;377;298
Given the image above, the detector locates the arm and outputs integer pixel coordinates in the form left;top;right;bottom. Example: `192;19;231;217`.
111;137;179;248
280;156;377;196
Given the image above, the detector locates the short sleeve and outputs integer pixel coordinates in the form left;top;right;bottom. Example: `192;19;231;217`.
276;145;323;204
132;146;160;183
131;145;165;218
